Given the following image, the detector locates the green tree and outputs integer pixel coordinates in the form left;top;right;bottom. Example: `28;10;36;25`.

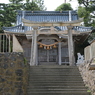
77;6;91;27
55;3;73;11
75;0;95;27
76;0;95;42
0;3;23;31
24;1;40;11
34;0;46;10
25;0;46;11
9;0;23;4
0;0;46;31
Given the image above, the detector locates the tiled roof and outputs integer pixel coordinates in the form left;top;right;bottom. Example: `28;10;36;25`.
3;24;25;33
3;10;92;34
17;10;78;25
73;26;92;33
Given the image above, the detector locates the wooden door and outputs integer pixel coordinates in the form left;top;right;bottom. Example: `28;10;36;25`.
38;48;58;64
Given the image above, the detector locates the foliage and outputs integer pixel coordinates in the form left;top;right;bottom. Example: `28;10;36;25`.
0;3;23;31
78;6;90;27
76;0;95;42
34;0;47;11
55;3;73;11
88;29;95;42
23;2;40;11
77;0;95;27
9;0;23;4
24;57;28;65
0;0;46;32
87;90;91;92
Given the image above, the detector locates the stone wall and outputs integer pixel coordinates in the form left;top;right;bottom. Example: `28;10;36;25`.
78;62;95;95
0;52;29;95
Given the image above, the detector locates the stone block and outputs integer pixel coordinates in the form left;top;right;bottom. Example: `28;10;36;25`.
15;69;23;76
15;89;24;95
6;70;13;76
15;82;23;88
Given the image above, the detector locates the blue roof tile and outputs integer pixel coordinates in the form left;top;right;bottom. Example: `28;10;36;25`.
17;10;78;24
3;11;92;34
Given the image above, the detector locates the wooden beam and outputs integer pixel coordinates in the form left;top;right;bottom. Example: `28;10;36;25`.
22;18;83;27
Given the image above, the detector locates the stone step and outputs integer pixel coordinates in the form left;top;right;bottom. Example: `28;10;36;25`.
29;72;82;75
28;81;84;83
29;79;83;81
30;69;79;71
28;90;87;93
29;89;88;91
30;68;79;70
27;86;87;89
28;91;89;93
29;71;80;74
28;92;90;95
28;89;87;92
30;70;80;73
29;65;78;68
28;80;83;82
27;66;90;95
29;76;83;80
29;72;80;76
28;82;85;86
29;75;82;77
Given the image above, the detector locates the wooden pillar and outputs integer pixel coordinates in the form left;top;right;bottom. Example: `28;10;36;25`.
30;28;37;66
58;42;61;65
0;35;1;52
67;26;75;66
9;35;11;52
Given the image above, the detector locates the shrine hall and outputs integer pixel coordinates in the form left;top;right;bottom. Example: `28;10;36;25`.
3;10;92;66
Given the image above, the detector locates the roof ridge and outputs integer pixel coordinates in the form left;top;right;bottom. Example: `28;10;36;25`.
17;10;77;14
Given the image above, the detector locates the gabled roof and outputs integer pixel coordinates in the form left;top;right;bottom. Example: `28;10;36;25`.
3;24;32;34
3;24;25;33
17;10;78;25
3;10;92;34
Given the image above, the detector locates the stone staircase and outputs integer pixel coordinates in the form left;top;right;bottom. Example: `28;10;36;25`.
27;65;90;95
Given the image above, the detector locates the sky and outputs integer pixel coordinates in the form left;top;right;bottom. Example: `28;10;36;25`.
0;0;79;11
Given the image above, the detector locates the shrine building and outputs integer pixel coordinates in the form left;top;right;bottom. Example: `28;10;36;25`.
3;10;92;66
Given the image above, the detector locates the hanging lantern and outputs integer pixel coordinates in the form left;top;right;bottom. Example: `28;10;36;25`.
53;45;57;48
39;44;43;48
47;46;50;50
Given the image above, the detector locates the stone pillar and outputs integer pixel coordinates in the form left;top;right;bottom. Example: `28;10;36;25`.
58;42;61;65
36;43;38;65
67;26;75;66
30;27;37;66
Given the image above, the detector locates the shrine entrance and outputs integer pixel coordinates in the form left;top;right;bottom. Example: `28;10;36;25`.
38;48;58;64
37;37;59;65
